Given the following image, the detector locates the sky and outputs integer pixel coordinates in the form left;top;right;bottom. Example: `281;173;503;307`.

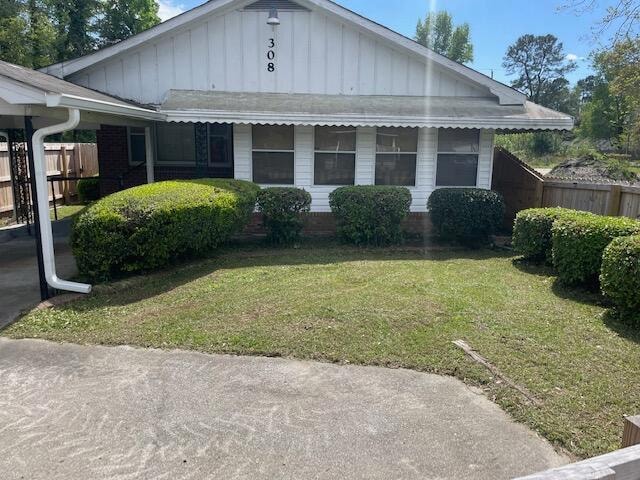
157;0;614;86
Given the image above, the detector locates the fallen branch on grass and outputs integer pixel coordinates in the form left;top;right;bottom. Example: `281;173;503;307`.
453;339;543;407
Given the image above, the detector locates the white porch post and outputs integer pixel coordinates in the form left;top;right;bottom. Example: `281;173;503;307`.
145;126;154;183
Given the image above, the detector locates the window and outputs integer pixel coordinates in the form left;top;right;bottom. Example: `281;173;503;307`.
156;122;196;165
375;127;418;186
314;126;356;185
436;129;479;187
252;125;294;184
208;123;232;168
127;127;146;165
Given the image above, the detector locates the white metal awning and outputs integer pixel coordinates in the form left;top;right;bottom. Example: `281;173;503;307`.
161;90;574;130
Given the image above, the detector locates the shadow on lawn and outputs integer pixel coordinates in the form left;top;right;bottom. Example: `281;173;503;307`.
66;240;514;310
603;310;640;345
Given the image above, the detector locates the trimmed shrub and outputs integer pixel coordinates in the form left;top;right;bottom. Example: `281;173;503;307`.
601;235;640;316
427;188;505;247
329;185;411;245
71;179;259;280
77;177;101;203
552;215;640;285
256;187;312;245
512;208;592;262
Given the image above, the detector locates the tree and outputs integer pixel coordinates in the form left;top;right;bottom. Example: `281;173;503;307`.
415;11;473;63
97;0;160;47
502;34;577;108
561;0;639;43
49;0;99;61
0;1;30;65
26;0;57;68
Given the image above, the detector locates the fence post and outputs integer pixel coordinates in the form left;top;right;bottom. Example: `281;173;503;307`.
607;185;622;216
534;179;545;208
623;416;640;448
60;146;70;205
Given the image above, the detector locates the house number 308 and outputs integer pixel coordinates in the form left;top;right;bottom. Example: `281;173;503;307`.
267;38;275;72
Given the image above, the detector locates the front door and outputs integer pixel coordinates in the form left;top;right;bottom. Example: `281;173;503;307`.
209;123;234;178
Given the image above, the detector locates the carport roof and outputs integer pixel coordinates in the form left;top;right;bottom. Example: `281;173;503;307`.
0;60;161;120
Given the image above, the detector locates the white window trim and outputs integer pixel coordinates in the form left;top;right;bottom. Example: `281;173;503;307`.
127;126;147;166
313;127;357;187
434;129;480;188
374;128;419;187
251;126;295;186
154;122;197;167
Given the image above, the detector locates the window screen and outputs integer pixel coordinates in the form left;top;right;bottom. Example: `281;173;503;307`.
128;127;146;165
252;125;294;184
314;126;356;185
436;129;479;187
375;127;418;186
156;123;196;164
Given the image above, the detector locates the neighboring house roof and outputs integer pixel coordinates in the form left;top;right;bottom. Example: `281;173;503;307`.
41;0;525;106
0;60;161;120
161;90;574;130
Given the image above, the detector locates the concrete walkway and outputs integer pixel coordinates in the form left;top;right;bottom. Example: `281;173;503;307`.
0;235;76;328
0;338;567;480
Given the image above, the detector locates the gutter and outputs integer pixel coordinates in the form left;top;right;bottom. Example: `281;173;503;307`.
32;108;91;294
45;93;165;121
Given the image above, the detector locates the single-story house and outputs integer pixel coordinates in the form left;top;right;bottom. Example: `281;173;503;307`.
0;0;572;296
41;0;572;214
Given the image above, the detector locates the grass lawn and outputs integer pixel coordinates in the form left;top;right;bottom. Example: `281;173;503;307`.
4;241;640;459
50;204;86;221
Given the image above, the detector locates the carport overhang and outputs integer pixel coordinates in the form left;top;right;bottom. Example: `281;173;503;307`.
0;62;162;298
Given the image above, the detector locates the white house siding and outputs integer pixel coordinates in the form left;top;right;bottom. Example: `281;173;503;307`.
234;125;496;213
67;8;490;105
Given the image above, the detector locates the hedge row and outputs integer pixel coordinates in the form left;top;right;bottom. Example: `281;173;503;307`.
552;214;640;285
428;188;505;247
329;185;412;245
513;207;640;316
72;179;260;280
513;208;593;263
257;187;312;245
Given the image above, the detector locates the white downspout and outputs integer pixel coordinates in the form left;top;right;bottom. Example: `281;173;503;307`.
32;108;91;294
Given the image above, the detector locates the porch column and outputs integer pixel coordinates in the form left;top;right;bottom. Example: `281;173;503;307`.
145;126;154;183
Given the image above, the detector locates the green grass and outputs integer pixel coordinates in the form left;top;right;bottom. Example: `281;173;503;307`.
4;241;640;459
50;204;86;221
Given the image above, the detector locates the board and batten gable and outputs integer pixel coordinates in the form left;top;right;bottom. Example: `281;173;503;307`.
232;125;495;213
66;6;491;104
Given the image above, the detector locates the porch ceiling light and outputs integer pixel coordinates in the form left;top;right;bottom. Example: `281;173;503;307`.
267;8;280;26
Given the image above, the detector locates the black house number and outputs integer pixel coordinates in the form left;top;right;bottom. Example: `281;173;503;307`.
267;38;275;72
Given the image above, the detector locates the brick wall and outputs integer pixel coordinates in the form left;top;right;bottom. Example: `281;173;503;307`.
96;124;233;195
243;212;433;237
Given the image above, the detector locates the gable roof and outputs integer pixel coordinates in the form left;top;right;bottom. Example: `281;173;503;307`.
41;0;526;105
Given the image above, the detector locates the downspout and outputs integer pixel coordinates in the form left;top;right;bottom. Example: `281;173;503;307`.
32;108;91;294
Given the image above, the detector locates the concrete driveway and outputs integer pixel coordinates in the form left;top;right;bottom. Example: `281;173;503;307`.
0;234;76;328
0;338;567;480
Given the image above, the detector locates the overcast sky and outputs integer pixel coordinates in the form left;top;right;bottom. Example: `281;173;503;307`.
157;0;614;85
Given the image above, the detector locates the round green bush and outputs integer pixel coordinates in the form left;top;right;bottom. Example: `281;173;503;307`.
257;187;312;245
513;208;592;263
552;214;640;285
427;188;505;247
601;235;640;316
71;179;259;280
77;177;101;203
329;186;412;245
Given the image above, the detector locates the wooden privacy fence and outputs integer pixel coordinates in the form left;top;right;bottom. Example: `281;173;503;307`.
0;143;98;215
492;147;640;226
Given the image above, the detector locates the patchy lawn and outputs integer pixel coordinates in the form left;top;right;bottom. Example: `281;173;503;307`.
4;242;640;459
50;204;86;221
